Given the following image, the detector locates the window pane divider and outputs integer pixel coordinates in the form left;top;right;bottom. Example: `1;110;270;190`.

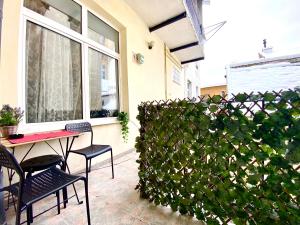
86;40;120;59
82;43;90;120
22;7;120;60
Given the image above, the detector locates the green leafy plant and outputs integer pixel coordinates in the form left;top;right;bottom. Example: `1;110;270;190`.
0;104;24;126
136;89;300;225
117;111;129;142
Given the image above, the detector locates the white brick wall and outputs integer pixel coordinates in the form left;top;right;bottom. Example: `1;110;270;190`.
227;61;300;97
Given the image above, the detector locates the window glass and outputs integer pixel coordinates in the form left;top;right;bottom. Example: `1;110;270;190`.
88;12;119;52
89;48;119;118
25;21;83;123
24;0;81;33
172;67;181;85
187;80;192;98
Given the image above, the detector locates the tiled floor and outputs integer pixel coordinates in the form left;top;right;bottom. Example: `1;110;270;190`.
5;151;204;225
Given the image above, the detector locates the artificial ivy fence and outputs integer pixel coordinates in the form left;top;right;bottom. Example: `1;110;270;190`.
136;89;300;225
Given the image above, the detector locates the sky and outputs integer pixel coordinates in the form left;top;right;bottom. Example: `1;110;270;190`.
200;0;300;87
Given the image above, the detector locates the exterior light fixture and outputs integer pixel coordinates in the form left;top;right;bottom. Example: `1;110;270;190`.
147;41;154;49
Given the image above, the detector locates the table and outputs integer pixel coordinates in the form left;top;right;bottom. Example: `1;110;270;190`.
0;130;82;210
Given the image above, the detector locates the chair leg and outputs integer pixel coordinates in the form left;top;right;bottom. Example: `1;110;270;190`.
86;159;89;185
15;202;22;225
62;188;68;208
83;179;91;225
26;207;31;225
110;150;114;179
88;159;92;173
26;205;33;223
56;191;60;215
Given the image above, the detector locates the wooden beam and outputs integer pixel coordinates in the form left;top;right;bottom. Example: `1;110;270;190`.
170;42;199;52
181;57;204;64
149;12;186;32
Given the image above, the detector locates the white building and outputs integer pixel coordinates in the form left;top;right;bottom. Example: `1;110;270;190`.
183;62;201;98
226;54;300;97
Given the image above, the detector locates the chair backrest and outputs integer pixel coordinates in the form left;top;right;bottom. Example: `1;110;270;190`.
0;144;24;180
65;122;93;145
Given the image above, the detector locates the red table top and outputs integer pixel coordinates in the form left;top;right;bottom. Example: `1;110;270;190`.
8;130;79;144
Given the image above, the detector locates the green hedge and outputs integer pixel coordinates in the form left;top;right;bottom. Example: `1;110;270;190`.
136;89;300;225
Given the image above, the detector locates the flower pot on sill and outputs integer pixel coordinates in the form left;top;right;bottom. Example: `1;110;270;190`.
0;125;18;138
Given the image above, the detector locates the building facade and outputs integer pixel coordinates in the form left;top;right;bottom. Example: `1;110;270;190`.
0;0;205;178
183;62;201;98
201;84;227;97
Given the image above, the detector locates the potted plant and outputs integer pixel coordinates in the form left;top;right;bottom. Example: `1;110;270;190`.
0;104;24;138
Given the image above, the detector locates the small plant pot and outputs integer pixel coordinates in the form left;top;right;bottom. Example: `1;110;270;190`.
0;125;18;138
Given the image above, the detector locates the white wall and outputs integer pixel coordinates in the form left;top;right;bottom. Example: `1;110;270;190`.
227;60;300;97
183;62;201;98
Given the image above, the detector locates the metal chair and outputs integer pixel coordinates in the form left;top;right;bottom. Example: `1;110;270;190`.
16;155;65;221
20;155;64;177
65;122;114;184
0;144;91;225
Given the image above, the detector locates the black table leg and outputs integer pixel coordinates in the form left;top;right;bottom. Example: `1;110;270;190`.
60;137;82;205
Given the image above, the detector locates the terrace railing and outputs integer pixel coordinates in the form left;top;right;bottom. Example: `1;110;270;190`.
136;89;300;225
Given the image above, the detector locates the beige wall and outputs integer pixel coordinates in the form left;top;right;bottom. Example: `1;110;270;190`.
201;85;227;97
0;0;21;105
0;0;171;183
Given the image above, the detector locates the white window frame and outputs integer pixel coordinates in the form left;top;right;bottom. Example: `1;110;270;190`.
18;0;121;133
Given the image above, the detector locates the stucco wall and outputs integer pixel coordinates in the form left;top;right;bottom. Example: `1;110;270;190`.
0;0;168;184
227;61;300;97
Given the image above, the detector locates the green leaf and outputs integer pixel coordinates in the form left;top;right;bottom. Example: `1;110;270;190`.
235;93;248;102
253;111;265;124
209;104;218;113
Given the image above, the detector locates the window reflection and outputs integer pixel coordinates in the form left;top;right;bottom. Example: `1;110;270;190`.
24;0;82;33
88;12;119;52
89;48;119;118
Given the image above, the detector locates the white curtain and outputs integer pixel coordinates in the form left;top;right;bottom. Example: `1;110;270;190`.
25;8;82;123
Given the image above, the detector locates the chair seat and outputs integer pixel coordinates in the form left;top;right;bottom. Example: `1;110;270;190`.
20;155;63;173
70;144;112;159
9;167;83;208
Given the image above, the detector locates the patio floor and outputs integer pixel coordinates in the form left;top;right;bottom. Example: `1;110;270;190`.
5;151;204;225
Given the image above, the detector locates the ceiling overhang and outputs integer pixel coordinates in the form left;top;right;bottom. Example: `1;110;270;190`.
124;0;205;65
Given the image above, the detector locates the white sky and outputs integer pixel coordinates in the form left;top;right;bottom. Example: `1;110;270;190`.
200;0;300;87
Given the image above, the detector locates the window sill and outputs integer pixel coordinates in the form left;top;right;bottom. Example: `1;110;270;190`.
18;117;119;134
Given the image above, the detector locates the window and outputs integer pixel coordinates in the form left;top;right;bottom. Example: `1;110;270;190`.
89;48;119;118
23;0;120;124
172;67;181;85
101;65;106;79
88;12;119;52
25;21;82;123
187;80;192;98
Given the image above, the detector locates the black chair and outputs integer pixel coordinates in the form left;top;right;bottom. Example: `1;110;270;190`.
17;155;64;220
20;155;64;177
0;144;91;225
65;122;114;183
